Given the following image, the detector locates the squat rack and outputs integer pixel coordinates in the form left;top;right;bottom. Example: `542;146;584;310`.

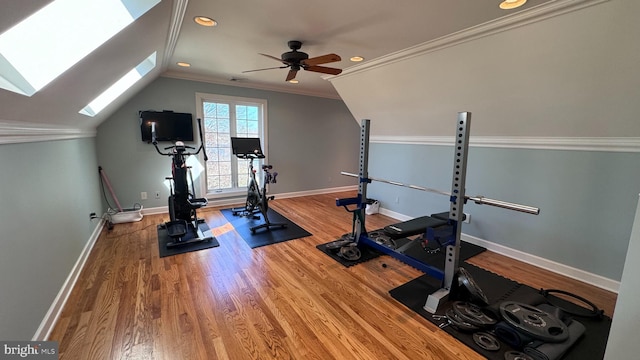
340;112;539;313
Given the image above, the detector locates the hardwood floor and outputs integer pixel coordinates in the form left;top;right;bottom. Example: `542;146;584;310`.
49;191;617;359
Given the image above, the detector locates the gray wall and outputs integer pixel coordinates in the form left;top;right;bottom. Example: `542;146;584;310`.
0;138;102;340
96;77;359;210
332;0;639;138
366;142;640;281
329;0;640;285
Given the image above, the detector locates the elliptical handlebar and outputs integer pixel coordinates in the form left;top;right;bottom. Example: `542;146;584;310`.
152;118;208;161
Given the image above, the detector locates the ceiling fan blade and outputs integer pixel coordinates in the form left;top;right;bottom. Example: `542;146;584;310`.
302;53;341;66
304;65;342;76
260;53;285;63
242;65;288;73
285;69;298;81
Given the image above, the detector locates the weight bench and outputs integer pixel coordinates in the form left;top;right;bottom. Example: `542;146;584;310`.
383;215;448;239
378;212;469;253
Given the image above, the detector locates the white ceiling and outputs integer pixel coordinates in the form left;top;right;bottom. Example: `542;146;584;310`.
167;0;552;98
0;0;552;131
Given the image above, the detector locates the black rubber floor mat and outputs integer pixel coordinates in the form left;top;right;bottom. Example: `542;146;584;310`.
316;240;384;267
317;230;485;268
157;222;219;258
220;208;311;248
389;263;612;360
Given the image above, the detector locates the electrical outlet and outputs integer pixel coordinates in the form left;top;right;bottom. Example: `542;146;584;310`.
395;196;400;204
464;213;471;223
141;192;147;200
155;191;160;199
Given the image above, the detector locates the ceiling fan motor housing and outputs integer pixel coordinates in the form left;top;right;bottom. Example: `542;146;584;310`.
281;50;309;64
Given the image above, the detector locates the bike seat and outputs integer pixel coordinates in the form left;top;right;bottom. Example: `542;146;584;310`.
188;197;208;209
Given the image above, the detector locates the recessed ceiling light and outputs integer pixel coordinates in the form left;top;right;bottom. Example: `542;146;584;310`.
194;16;217;27
176;62;191;67
288;79;299;84
350;56;364;62
499;0;527;9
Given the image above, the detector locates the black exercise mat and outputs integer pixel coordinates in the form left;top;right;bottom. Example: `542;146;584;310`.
157;221;219;258
317;231;485;268
389;263;612;360
316;240;385;267
220;208;311;248
397;236;485;270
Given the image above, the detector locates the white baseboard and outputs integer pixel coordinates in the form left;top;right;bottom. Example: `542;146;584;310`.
378;208;413;222
33;219;105;340
376;207;620;294
461;233;620;294
275;185;358;199
142;185;359;215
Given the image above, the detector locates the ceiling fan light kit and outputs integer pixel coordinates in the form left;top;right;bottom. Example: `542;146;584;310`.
243;40;343;82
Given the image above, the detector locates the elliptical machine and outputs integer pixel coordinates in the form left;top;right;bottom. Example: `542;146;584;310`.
230;137;287;234
152;118;213;248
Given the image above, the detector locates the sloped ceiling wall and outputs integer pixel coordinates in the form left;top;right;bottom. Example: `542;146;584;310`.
330;0;638;138
0;0;174;132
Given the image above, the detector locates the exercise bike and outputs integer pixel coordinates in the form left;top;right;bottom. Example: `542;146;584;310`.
152;119;213;248
230;137;287;234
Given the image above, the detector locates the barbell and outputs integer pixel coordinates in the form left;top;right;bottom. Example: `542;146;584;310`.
340;171;540;215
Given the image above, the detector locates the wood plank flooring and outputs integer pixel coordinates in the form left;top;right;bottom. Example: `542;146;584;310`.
49;191;617;359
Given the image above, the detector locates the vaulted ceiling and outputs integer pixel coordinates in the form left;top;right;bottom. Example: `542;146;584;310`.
0;0;552;133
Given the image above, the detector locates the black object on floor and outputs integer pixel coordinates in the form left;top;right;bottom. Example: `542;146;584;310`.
316;240;384;267
220;208;311;248
317;230;485;268
157;221;219;258
389;263;612;360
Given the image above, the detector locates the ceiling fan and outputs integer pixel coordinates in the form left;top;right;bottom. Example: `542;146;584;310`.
243;40;342;81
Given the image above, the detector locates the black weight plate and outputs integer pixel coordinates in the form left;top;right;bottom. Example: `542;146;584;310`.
457;267;489;306
368;230;396;248
452;301;497;328
504;350;534;360
473;332;501;351
445;309;479;332
500;302;569;343
338;245;361;261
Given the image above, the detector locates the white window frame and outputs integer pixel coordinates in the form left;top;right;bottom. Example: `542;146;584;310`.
195;92;268;198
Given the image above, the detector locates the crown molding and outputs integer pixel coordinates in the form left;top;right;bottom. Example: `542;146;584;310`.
161;0;189;69
0;120;96;145
161;71;342;100
371;135;640;153
328;0;610;81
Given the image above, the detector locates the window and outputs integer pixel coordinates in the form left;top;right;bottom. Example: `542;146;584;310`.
0;0;160;96
196;93;267;197
79;52;156;116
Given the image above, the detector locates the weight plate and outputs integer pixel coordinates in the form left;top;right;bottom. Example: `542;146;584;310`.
368;230;396;249
457;267;489;306
445;309;479;332
451;301;497;328
473;332;501;351
504;350;534;360
338;245;361;261
325;235;354;250
499;302;569;343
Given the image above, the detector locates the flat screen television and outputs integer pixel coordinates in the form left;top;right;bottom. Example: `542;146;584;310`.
140;110;194;143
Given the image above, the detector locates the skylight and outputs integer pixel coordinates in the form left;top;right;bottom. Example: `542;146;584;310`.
79;52;156;117
0;0;160;97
